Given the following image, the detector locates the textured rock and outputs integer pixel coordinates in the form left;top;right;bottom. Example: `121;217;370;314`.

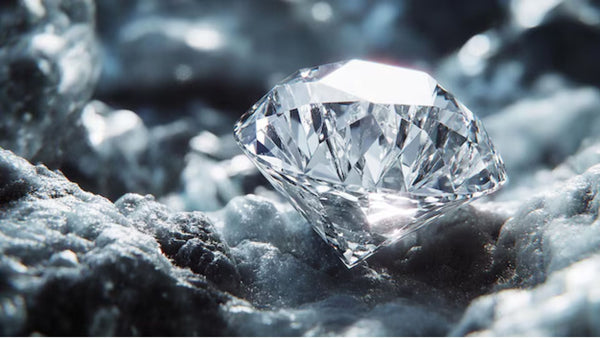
0;148;231;336
223;295;454;336
4;141;596;336
214;194;509;335
493;164;600;288
453;254;600;336
211;78;600;334
115;193;241;294
0;0;99;166
447;158;600;335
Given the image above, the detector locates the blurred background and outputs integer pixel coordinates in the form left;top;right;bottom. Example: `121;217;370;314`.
2;0;600;211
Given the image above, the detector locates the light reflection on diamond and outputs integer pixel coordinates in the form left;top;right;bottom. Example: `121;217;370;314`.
234;60;507;267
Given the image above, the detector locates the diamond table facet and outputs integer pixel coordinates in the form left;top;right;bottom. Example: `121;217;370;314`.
234;60;507;267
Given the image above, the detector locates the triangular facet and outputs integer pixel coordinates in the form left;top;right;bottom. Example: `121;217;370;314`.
234;59;507;267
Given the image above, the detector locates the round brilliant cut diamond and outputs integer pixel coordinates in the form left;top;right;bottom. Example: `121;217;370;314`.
234;60;507;267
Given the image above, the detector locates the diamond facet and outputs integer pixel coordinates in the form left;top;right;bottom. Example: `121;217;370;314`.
234;60;507;267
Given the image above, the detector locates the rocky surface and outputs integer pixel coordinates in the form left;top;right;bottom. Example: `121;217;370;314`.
1;0;600;336
2;137;599;335
453;254;600;336
0;149;233;336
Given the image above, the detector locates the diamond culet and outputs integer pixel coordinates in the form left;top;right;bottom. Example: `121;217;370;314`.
234;59;506;267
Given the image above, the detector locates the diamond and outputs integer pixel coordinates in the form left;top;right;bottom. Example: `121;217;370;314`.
234;60;506;267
